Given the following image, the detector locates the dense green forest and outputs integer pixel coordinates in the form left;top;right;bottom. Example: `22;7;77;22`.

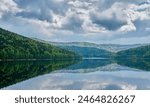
116;45;150;59
0;28;80;60
60;46;114;58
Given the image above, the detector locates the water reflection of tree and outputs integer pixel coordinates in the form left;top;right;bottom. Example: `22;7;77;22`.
116;59;150;72
0;60;78;89
67;59;150;72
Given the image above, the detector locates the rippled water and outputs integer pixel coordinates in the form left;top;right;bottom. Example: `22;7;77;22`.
1;59;150;90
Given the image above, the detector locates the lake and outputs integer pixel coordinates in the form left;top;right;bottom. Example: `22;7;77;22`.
1;59;150;90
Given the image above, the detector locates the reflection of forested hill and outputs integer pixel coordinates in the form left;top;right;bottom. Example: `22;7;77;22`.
0;28;79;60
0;60;77;88
65;59;150;72
117;59;150;72
66;59;113;70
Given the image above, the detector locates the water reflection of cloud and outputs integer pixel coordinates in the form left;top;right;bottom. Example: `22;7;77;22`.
3;71;150;90
81;81;137;90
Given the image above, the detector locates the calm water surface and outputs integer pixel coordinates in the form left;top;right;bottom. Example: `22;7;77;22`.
1;59;150;90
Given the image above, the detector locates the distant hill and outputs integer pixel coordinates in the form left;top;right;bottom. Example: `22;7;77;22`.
32;38;149;58
33;38;146;53
48;41;146;53
60;46;114;58
0;28;79;60
116;45;150;59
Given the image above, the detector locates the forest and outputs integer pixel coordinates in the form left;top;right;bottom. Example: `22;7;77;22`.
116;45;150;60
0;28;80;60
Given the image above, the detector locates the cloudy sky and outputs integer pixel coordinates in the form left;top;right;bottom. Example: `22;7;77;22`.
0;0;150;44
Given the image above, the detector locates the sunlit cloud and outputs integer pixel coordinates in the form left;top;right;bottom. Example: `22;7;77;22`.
0;0;150;44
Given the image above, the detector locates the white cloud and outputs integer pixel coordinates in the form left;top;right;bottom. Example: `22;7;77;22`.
118;2;150;32
82;21;108;33
2;0;150;34
118;21;136;32
146;27;150;31
0;0;150;44
0;0;22;18
68;0;92;8
126;3;150;21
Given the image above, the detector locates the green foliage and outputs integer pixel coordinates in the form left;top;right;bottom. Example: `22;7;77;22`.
116;45;150;59
0;28;80;60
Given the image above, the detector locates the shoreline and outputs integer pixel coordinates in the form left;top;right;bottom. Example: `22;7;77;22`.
0;57;150;61
0;59;52;61
82;57;109;60
0;59;80;62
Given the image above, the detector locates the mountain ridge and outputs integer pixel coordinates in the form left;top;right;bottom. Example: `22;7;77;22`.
32;38;148;53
